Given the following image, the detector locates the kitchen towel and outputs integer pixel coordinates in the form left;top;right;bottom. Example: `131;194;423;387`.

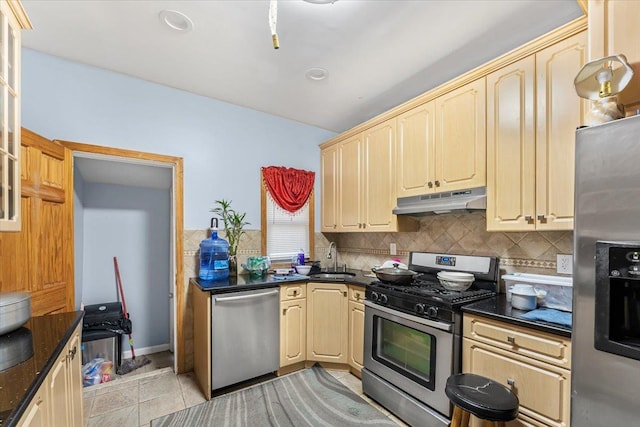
521;308;572;327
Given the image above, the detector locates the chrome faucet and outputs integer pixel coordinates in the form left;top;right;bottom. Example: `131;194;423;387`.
327;241;338;272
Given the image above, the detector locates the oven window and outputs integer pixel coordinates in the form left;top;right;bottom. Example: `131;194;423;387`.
372;315;437;391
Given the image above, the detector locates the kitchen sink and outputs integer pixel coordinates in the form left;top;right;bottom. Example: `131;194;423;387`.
309;272;356;281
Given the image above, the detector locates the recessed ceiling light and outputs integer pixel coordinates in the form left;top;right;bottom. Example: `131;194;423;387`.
159;10;193;32
305;68;329;81
303;0;338;4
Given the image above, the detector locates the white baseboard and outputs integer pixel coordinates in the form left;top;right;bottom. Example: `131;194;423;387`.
122;343;171;359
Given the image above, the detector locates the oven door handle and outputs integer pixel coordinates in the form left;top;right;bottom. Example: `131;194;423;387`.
364;300;453;332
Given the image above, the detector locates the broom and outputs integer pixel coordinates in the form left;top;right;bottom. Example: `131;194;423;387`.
114;256;151;375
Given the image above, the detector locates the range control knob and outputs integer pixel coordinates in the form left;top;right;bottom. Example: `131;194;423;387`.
426;306;439;318
370;292;379;302
379;294;389;305
415;304;425;314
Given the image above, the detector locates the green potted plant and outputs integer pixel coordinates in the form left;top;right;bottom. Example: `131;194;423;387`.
211;199;250;274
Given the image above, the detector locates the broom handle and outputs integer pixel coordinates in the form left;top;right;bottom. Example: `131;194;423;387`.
114;257;136;359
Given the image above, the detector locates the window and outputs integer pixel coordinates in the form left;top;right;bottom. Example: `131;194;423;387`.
261;172;315;265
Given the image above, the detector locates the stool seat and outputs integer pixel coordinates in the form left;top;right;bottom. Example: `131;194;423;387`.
445;373;519;422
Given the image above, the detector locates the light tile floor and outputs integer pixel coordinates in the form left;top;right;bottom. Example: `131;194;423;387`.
83;356;407;426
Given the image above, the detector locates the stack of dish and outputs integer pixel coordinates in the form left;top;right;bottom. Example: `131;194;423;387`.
437;271;475;291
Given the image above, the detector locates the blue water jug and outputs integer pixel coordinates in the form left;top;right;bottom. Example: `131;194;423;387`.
199;218;230;281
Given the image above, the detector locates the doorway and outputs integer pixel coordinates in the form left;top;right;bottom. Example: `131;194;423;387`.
59;140;185;374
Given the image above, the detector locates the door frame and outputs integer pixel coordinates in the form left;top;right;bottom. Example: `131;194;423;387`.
58;140;186;374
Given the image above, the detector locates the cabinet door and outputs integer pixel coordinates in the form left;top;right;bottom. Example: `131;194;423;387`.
306;282;348;363
320;145;338;232
337;134;363;231
66;326;83;426
463;338;571;427
362;118;396;231
16;384;49;427
535;31;587;230
48;351;70;426
280;298;307;367
486;56;536;231
435;78;486;193
397;101;436;198
588;0;640;108
348;300;365;373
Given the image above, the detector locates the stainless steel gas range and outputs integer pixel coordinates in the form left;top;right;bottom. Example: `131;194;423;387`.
362;251;499;427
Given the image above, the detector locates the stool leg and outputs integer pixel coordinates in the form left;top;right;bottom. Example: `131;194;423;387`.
451;406;464;427
461;411;470;427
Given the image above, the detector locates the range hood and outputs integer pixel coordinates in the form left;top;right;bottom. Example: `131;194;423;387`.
393;187;486;216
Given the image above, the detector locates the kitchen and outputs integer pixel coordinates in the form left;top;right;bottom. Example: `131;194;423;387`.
1;0;640;426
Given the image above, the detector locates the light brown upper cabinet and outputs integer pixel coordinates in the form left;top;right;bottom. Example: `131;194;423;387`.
397;79;486;198
0;0;31;231
487;31;587;231
320;144;338;231
325;118;416;233
588;0;640;111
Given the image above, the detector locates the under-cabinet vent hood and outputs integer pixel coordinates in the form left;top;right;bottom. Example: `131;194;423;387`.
393;187;487;216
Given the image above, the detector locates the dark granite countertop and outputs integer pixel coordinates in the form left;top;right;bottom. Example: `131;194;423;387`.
0;311;84;427
462;295;571;337
192;268;374;294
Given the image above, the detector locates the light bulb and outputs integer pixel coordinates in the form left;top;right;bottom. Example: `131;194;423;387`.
596;67;613;98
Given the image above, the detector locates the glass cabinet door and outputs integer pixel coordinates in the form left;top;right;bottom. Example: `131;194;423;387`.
0;1;24;231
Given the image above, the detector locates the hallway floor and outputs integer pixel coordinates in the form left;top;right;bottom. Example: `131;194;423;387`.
82;356;407;426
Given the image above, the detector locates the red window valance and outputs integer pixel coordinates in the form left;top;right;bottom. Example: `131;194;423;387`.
261;166;315;213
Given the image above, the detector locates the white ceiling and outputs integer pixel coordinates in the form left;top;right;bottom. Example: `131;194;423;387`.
74;155;173;190
21;0;584;134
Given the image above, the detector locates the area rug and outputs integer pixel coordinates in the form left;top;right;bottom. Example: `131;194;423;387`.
151;365;396;426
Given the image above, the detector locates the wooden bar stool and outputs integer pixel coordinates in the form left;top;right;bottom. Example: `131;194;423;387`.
445;373;519;427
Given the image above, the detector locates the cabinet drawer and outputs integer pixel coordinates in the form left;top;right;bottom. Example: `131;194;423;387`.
280;284;306;301
463;314;571;369
348;286;365;303
463;339;571;427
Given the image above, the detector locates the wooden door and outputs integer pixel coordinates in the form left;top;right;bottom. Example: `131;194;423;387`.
306;282;348;363
486;56;536;231
397;101;436;198
348;299;365;373
337;134;363;231
435;78;486;193
280;298;306;367
320;145;338;232
362;118;396;231
0;128;74;314
535;31;587;230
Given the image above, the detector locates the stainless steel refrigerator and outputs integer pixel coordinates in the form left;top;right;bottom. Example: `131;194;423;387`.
573;114;640;426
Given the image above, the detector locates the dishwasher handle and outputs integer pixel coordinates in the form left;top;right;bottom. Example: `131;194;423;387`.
214;289;279;303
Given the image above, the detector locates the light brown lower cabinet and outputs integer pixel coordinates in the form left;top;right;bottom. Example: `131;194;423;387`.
306;282;349;363
463;314;571;427
347;286;365;375
18;322;83;427
280;284;307;368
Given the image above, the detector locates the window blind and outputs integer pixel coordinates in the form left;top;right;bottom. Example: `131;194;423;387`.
266;192;309;263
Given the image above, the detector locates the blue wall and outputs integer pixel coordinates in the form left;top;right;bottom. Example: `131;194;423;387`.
21;49;336;230
80;183;171;349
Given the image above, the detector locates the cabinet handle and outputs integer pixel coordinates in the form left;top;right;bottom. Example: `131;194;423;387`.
507;378;515;387
507;336;515;344
537;214;546;221
283;308;286;315
524;215;532;222
69;345;77;360
355;292;360;300
36;397;43;405
362;224;366;229
434;180;440;187
333;224;336;229
293;290;298;296
428;181;433;188
343;291;347;297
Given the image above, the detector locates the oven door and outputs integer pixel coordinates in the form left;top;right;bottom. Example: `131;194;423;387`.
364;301;454;417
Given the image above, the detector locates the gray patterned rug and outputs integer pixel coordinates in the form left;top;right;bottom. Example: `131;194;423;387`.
151;365;396;426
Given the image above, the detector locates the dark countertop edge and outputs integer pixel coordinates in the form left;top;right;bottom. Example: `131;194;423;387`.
191;269;373;294
462;295;571;338
6;311;84;427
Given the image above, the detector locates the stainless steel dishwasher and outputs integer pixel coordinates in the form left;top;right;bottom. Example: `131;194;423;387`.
210;287;279;390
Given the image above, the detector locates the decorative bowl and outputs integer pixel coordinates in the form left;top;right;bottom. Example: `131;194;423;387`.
437;271;475;291
295;265;312;275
